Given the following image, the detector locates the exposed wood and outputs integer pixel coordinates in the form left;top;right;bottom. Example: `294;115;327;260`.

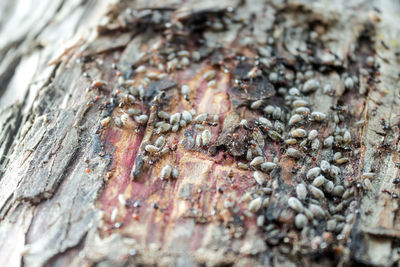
1;0;400;266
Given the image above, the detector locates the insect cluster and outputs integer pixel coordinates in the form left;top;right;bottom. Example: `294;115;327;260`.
80;3;392;261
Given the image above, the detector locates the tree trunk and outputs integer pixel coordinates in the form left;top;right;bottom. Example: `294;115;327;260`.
1;0;400;266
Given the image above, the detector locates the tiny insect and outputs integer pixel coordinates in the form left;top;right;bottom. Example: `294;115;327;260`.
294;107;310;115
202;130;212;146
118;194;126;206
309;204;325;219
344;77;354;89
296;184;308;200
247;67;260;79
288;87;300;96
284;138;297;145
362;172;375;179
135;65;147;73
310;112;327;122
306;167;321;180
182;110;192;122
196;134;202;147
181;84;191;99
302;79;319;93
157;123;171;134
309;185;325;200
294;213;308;229
135;114;148;124
194;113;208;123
172;166;179;179
308;130;318;140
127;108;142;116
251;99;263;110
324;136;334;147
248;197;263;212
263;105;275;114
111;207;118;222
250;156;264;167
343;130;351;144
312;175;325;187
288;197;304;212
155;136;166;148
203;70;216;81
158;111;170;120
260;162;277;172
324;181;334;193
100;117;111;127
170;112;181;124
291;129;307;138
253;171;267;186
287;148;301;158
238;162;249;170
160;164;172;179
288;114;304;126
320;160;330;173
292;99;309;108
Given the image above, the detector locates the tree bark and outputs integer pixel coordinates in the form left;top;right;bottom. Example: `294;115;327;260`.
1;0;400;266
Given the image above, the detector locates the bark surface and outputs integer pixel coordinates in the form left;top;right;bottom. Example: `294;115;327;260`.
1;0;400;266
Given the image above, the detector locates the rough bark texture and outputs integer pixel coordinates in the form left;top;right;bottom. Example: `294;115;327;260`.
1;0;400;266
